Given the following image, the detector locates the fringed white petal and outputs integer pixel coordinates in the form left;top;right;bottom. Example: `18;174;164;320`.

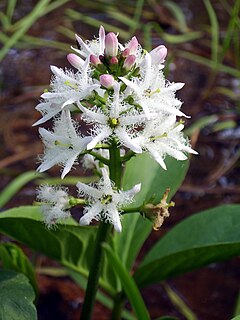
147;145;167;170
80;203;102;226
107;203;122;233
115;127;142;153
77;182;102;199
87;127;112;150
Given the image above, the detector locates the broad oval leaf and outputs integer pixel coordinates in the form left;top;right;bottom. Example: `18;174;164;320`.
114;153;189;270
134;204;240;288
0;270;37;320
0;206;115;294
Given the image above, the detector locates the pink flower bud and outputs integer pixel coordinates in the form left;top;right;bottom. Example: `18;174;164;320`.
90;54;101;66
99;74;115;88
122;48;130;57
149;45;167;65
67;54;84;69
127;36;139;55
110;56;118;65
105;32;118;57
123;55;136;70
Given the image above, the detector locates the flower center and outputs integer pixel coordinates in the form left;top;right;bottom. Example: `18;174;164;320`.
108;117;120;128
101;194;112;204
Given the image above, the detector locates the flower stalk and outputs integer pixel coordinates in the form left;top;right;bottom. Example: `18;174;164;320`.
80;139;122;320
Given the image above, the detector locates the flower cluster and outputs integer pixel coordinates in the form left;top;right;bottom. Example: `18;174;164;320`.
36;26;197;232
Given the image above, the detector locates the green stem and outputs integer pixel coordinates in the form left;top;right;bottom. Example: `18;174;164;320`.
111;293;126;320
109;138;125;320
80;138;122;320
109;138;122;188
121;150;136;163
89;151;109;165
80;222;111;320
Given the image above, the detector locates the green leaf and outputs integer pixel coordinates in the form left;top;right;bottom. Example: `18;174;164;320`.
0;242;37;294
0;270;37;320
231;316;240;320
123;153;189;207
0;171;42;208
134;204;240;288
114;153;189;270
103;244;150;320
0;206;115;295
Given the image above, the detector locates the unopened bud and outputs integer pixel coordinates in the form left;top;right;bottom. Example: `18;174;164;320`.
110;56;118;65
122;48;130;57
149;45;167;65
99;74;115;88
67;54;84;69
123;55;136;70
127;36;139;55
105;32;118;57
90;54;101;66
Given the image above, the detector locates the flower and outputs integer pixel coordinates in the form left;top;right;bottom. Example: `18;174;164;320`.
73;25;106;58
77;168;141;232
78;82;145;153
119;52;187;119
37;185;70;227
37;110;91;178
133;115;198;169
33;64;99;126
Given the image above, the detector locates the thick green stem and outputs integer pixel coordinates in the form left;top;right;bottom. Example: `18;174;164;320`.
80;138;122;320
80;222;111;320
109;139;122;188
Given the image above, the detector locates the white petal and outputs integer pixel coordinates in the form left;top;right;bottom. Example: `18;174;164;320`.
50;65;78;84
142;52;152;88
101;168;112;192
75;34;93;55
61;154;78;179
77;182;102;199
87;127;111;150
80;203;102;225
120;114;146;126
78;103;108;124
107;203;122;233
110;82;120;118
119;77;139;94
115;127;142;153
147;145;167;170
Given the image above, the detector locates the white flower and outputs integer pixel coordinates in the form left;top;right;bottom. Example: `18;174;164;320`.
77;168;141;232
37;110;91;178
73;25;106;58
33;65;100;126
78;83;146;153
134;115;198;169
119;52;187;119
37;185;70;227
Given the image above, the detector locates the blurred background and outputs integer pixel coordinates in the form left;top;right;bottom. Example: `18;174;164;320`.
0;0;240;319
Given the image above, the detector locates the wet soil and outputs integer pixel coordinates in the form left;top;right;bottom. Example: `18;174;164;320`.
0;0;240;319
